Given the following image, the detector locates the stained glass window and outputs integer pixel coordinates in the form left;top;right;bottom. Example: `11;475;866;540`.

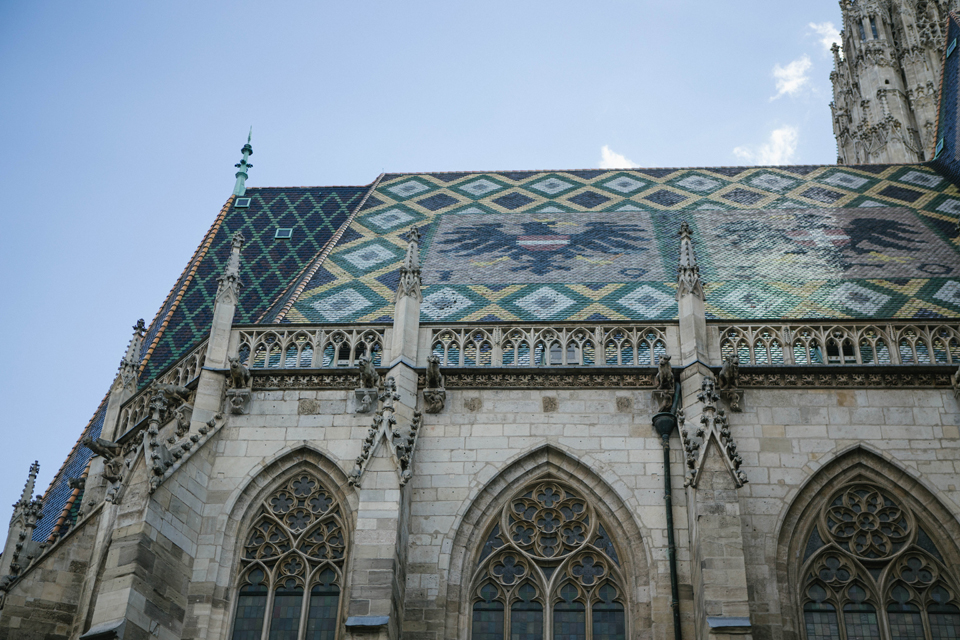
804;602;840;640
306;569;340;640
473;584;505;640
232;570;268;640
554;584;586;640
511;583;543;640
471;479;628;639
231;474;346;640
798;483;960;640
592;584;625;640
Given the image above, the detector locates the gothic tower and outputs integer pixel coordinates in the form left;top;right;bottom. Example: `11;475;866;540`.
831;0;958;164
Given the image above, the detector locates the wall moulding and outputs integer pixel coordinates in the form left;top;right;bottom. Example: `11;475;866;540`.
738;365;953;388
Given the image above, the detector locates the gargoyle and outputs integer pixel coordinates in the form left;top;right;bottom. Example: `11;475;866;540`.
425;355;444;389
82;437;125;484
718;355;740;390
358;356;380;390
654;355;674;391
228;356;252;389
154;382;191;405
653;355;675;412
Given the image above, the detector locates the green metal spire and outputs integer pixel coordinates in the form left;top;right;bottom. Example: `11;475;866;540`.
232;127;253;197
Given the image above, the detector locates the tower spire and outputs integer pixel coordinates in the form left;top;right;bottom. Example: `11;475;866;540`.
232;128;253;197
17;462;39;507
676;221;704;300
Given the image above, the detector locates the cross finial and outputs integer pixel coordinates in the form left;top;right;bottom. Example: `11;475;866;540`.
133;319;146;335
233;129;254;197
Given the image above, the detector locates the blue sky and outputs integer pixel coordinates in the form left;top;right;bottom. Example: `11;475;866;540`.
0;1;843;511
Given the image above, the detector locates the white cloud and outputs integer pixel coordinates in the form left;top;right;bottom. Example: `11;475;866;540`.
733;126;799;165
770;55;812;100
599;145;639;169
809;22;841;53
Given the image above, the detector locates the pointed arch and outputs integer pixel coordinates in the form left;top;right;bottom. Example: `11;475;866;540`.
204;445;356;640
443;444;651;640
776;445;960;640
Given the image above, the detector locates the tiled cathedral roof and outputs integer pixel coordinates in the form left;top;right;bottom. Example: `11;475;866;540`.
138;185;368;384
33;185;368;541
287;165;960;323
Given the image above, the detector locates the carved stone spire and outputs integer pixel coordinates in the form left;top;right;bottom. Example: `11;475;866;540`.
118;319;145;392
216;231;245;303
676;221;704;300
232;128;253;197
15;462;39;510
395;226;422;303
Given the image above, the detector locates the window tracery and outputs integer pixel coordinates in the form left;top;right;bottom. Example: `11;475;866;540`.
470;479;627;640
799;483;960;640
231;473;346;640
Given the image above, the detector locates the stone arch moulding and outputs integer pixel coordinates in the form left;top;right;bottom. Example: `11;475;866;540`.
202;444;356;640
442;444;653;640
775;444;960;640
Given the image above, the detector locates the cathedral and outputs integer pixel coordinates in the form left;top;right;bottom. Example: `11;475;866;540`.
5;5;960;640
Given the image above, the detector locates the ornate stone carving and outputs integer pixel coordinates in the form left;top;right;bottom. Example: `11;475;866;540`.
681;376;748;488
395;226;422;303
216;231;245;304
423;355;446;414
676;221;704;300
226;355;252;415
118;319;146;393
952;364;960;399
349;377;422;488
653;355;675;412
81;437;125;484
354;355;381;414
718;355;743;412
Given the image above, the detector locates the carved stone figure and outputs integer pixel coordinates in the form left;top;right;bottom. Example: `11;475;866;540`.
653;355;675;412
718;355;740;390
423;356;446;413
718;355;743;412
154;382;191;405
228;356;252;389
655;355;674;391
425;355;444;389
81;437;125;484
357;356;380;390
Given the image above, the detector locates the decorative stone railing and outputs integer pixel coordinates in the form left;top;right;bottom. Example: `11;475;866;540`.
117;340;208;435
718;323;960;366
428;325;671;367
235;327;387;370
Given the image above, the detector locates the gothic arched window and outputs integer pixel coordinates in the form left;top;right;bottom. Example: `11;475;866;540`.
470;479;627;640
231;473;347;640
799;483;960;640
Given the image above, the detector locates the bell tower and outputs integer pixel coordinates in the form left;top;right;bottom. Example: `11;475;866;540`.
830;0;958;164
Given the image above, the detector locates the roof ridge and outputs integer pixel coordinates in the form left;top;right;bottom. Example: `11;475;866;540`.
137;195;235;377
246;184;369;190
39;392;108;504
376;163;920;177
271;174;387;323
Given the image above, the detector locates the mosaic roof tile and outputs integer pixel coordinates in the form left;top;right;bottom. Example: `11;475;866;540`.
288;165;960;323
34;397;106;542
139;186;366;384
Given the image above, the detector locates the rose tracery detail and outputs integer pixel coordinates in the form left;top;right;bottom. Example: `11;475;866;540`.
824;485;910;560
471;477;627;639
508;482;589;559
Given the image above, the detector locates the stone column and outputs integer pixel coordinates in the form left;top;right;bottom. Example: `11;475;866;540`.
191;231;245;430
673;221;753;640
0;462;40;579
102;319;146;441
345;228;422;640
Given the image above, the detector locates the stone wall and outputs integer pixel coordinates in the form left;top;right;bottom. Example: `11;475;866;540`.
0;510;100;640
